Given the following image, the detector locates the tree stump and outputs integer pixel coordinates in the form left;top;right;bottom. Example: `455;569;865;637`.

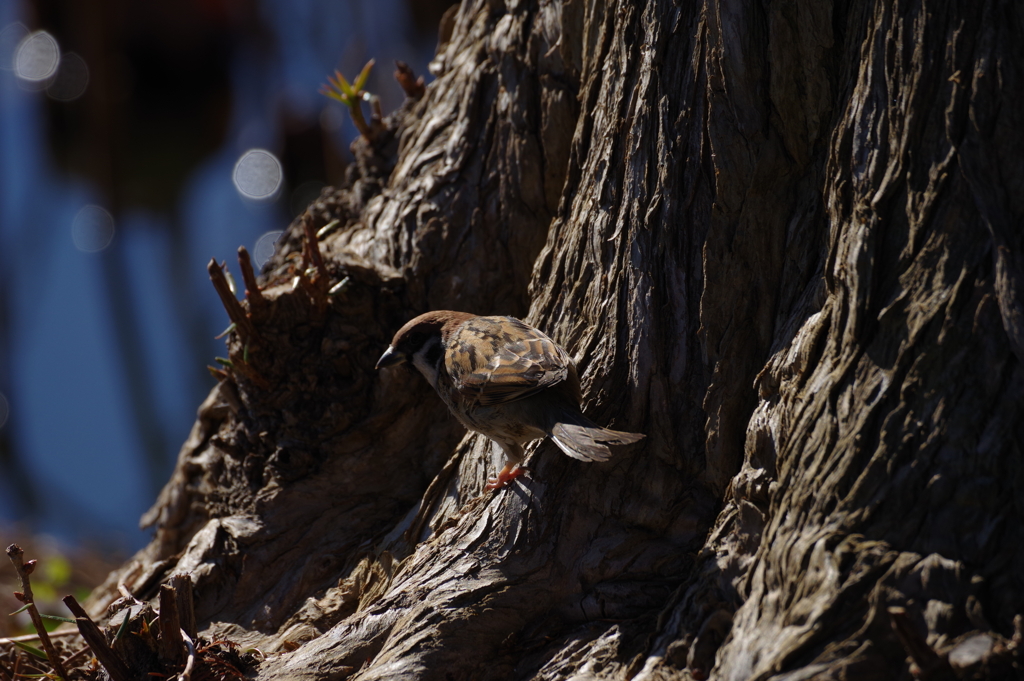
87;0;1024;679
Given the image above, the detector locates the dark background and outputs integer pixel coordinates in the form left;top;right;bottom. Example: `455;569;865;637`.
0;0;453;550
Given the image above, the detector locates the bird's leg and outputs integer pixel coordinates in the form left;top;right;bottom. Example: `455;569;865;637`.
486;442;526;490
485;461;526;490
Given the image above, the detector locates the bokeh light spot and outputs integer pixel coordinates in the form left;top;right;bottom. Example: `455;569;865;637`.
253;231;284;270
233;149;283;201
46;51;89;101
0;392;8;430
14;30;60;82
72;205;116;253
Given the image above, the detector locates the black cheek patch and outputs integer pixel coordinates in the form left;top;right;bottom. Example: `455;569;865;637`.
425;340;443;367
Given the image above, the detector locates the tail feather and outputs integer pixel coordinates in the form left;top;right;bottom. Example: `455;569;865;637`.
550;417;645;463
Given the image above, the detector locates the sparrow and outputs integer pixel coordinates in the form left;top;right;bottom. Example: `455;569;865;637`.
375;311;645;489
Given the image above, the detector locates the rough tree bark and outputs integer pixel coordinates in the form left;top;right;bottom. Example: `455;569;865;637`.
88;0;1023;679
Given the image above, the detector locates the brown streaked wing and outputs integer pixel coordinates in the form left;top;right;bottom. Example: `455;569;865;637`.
446;317;571;406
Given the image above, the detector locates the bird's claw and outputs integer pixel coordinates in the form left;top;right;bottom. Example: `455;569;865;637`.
485;465;526;490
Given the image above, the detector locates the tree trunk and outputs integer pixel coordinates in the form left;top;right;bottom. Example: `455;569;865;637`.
88;0;1024;679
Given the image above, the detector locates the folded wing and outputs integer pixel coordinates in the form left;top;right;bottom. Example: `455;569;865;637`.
446;317;575;406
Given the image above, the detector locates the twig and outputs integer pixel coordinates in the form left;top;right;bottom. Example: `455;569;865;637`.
116;580;135;601
208;259;260;341
5;545;69;681
179;628;196;681
394;60;425;98
367;93;384;128
59;643;93;669
299;213;331;320
350;103;373;139
208;259;267;387
302;213;325;272
1;629;81;644
237;247;266;312
63;595;133;681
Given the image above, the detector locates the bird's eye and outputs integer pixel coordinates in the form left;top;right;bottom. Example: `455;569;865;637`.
407;332;427;350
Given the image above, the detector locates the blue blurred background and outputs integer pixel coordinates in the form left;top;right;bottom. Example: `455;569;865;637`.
0;0;449;550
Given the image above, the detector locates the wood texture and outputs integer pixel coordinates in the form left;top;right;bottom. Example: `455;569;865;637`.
85;0;1024;679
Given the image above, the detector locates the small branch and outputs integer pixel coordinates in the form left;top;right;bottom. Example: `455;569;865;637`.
158;585;184;666
237;247;267;312
0;629;80;644
207;259;260;341
62;595;133;681
302;213;325;272
367;93;384;129
394;61;425;99
207;259;267;386
5;545;69;681
299;213;330;320
116;580;135;601
178;628;196;681
171;574;197;642
348;100;374;140
59;644;94;670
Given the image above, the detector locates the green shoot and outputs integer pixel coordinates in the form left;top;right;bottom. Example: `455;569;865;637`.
320;60;380;139
38;614;76;623
12;639;49;660
215;322;237;339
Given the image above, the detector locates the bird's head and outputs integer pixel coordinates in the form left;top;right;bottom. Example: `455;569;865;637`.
376;310;476;387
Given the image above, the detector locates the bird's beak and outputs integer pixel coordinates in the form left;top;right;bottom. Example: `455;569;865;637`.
375;345;406;370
